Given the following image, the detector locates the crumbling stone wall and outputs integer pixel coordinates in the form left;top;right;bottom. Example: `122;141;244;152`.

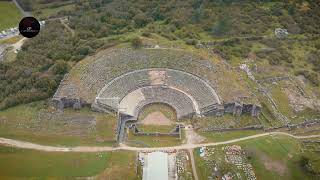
257;76;290;83
51;97;90;111
130;124;181;137
223;102;261;117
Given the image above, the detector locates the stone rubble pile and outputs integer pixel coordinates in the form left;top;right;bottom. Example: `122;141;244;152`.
224;145;257;180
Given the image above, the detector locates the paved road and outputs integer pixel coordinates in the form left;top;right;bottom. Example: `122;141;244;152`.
0;132;319;152
13;0;32;17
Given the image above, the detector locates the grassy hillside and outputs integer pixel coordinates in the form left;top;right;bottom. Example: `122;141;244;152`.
0;1;22;30
0;101;117;146
1;0;319;111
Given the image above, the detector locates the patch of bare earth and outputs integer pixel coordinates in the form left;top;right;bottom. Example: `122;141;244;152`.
284;88;320;112
184;126;206;144
285;76;320;112
260;153;288;176
141;111;172;125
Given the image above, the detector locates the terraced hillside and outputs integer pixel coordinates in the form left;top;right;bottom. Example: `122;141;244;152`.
53;48;253;105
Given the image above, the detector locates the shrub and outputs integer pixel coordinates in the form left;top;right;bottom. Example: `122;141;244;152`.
131;37;143;49
52;60;70;75
133;13;152;28
142;31;151;37
299;156;319;175
76;46;92;56
161;32;177;41
295;70;320;86
185;39;198;45
211;18;231;36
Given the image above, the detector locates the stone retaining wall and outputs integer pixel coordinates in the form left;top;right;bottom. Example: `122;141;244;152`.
201;125;264;132
51;97;90;110
51;97;261;118
130;124;181;138
264;119;320;132
223;102;261;117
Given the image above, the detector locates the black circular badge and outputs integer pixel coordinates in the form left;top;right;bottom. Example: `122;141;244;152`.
19;17;41;38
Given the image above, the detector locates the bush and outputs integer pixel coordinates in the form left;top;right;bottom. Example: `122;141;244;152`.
133;13;152;28
306;51;320;72
295;70;320;86
76;46;93;56
131;37;143;49
52;60;70;75
211;18;231;36
161;32;177;41
185;39;198;45
299;156;319;175
142;31;151;37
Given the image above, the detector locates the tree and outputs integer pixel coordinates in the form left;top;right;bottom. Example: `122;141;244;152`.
131;37;143;49
133;13;151;28
52;60;70;75
76;46;92;56
288;5;296;15
212;17;231;36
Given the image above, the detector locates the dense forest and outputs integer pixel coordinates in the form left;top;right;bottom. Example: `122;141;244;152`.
0;0;320;109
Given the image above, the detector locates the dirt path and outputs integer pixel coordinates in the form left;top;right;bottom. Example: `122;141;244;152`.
0;132;319;152
11;37;26;51
188;149;199;180
60;18;75;37
184;125;205;144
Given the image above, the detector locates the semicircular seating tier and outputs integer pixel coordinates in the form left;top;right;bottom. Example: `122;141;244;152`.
120;86;195;119
93;68;221;118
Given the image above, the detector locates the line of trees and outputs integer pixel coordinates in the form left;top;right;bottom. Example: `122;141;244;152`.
0;20;104;109
1;0;320;109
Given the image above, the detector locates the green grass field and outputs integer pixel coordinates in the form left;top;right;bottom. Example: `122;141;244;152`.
0;36;22;44
0;146;137;179
194;114;261;130
0;101;117;146
137;124;176;133
0;1;22;31
198;130;263;143
194;135;320;180
126;129;184;147
271;84;294;118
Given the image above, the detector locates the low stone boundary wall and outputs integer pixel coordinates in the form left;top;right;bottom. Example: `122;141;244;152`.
201;119;320;133
130;124;181;138
289;119;320;129
134;132;180;137
264;126;288;132
197;36;265;48
264;119;320;132
201;125;264;132
257;76;290;83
